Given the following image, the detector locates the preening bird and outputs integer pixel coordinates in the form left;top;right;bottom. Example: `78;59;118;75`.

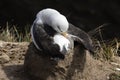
31;8;94;59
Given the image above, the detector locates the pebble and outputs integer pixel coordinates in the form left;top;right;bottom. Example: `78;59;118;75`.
0;53;10;64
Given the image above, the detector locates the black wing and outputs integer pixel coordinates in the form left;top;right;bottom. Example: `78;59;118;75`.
68;23;94;54
31;23;65;59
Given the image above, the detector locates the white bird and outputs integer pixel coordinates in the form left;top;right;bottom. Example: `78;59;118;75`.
31;8;94;59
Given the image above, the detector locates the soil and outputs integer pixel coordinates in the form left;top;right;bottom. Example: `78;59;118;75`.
0;41;120;80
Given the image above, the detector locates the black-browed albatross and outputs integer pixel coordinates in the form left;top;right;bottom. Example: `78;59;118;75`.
31;8;94;59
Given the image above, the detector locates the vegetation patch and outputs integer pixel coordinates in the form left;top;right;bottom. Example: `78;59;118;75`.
0;22;31;42
0;23;120;61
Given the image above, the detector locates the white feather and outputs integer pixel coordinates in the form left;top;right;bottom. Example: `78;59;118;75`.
31;8;70;53
53;34;70;53
36;8;69;33
31;24;42;51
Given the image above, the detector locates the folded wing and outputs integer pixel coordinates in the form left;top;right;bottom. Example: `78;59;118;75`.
68;23;95;54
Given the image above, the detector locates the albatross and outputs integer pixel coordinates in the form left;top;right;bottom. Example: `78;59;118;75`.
31;8;94;59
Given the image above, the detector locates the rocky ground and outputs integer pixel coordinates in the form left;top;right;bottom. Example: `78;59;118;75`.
0;41;120;80
0;41;29;80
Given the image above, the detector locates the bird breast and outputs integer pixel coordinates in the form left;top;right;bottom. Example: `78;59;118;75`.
53;34;74;54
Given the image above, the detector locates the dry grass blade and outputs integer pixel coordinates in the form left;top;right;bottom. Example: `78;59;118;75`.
88;23;109;36
95;38;120;61
0;23;31;42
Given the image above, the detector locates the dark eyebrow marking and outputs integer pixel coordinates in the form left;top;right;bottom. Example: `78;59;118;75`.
57;26;62;32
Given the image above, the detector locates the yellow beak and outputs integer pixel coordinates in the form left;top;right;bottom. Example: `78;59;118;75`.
61;32;68;38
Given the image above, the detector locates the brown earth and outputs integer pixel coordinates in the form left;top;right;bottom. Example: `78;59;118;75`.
0;41;120;80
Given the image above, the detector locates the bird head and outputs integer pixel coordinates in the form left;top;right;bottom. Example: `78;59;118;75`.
51;14;69;37
36;8;69;38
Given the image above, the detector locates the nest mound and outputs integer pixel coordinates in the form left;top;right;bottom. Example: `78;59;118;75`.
0;41;119;80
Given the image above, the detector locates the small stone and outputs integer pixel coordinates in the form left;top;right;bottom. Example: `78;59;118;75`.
116;68;120;71
0;41;4;48
0;53;10;64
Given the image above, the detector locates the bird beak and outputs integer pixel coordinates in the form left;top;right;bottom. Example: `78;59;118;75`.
61;32;68;38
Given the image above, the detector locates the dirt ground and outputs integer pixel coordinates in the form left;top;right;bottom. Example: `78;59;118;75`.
0;41;120;80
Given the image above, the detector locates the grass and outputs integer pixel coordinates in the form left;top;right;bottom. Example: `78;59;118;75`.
0;22;31;42
94;38;120;60
89;24;120;60
0;23;119;60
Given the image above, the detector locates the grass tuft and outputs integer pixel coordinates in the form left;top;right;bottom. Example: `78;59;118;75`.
0;23;120;61
89;24;120;60
0;22;31;42
95;39;120;60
